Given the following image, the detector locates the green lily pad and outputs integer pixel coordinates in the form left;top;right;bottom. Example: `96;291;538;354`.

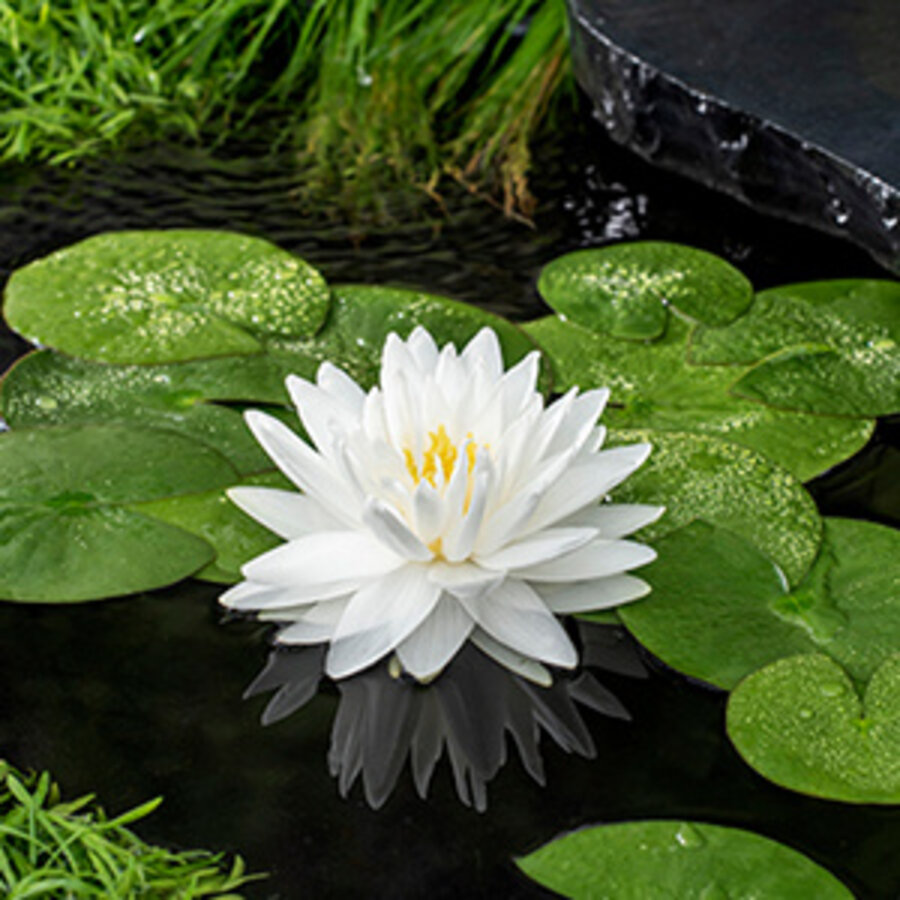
537;242;752;340
689;279;900;417
3;230;330;364
525;314;873;481
620;518;900;689
0;350;299;474
134;471;290;584
607;429;821;586
0;425;238;601
727;653;900;804
269;283;543;391
517;819;853;899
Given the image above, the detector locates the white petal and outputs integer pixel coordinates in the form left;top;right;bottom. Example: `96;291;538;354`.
259;595;351;622
227;487;341;540
442;452;492;562
499;351;541;422
395;595;474;680
474;527;597;571
275;599;347;643
412;481;444;543
316;361;366;414
461;328;503;380
525;443;652;534
220;579;354;611
426;561;505;600
458;579;577;668
476;489;541;556
534;574;651;613
470;629;552;687
362;498;432;561
511;538;657;582
564;503;665;538
545;389;610;459
286;375;344;456
242;530;403;586
326;565;442;679
406;326;440;373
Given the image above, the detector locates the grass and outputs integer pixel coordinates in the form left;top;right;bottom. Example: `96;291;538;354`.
0;760;261;898
0;0;573;219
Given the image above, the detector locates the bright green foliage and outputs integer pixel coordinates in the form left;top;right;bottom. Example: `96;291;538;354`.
271;283;542;390
619;518;900;689
0;424;237;601
727;654;900;804
0;0;570;218
517;819;853;899
607;429;821;586
135;470;291;583
0;760;260;897
0;350;296;474
526;314;873;481
537;242;752;339
4;230;330;364
690;279;900;417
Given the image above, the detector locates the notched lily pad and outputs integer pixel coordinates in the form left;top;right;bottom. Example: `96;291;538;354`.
135;471;290;584
0;424;238;601
526;314;873;481
690;279;900;417
607;429;821;586
727;653;900;804
3;230;330;364
620;518;900;689
517;819;853;899
537;241;752;340
0;350;299;473
270;284;545;391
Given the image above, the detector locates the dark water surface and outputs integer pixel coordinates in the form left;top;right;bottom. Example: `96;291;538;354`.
0;123;898;898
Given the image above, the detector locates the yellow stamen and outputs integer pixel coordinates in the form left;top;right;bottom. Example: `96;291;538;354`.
428;537;443;558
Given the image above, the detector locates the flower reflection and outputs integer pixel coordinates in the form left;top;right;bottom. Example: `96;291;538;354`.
244;622;647;810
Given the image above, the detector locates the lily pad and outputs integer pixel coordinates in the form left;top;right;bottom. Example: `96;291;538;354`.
0;350;299;474
537;242;752;340
727;654;900;804
525;314;873;481
134;471;290;584
619;518;900;689
517;819;853;899
689;279;900;417
269;284;543;390
3;230;330;364
0;425;238;601
607;429;821;586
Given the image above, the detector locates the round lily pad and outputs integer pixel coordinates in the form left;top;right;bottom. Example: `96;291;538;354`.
689;279;900;417
727;654;900;804
269;283;544;391
607;429;821;586
0;350;298;474
0;425;238;601
517;819;853;899
134;471;290;584
537;242;752;340
620;518;900;689
3;230;330;364
525;314;873;481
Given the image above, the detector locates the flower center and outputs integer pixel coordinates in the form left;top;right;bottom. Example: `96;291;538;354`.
403;424;478;489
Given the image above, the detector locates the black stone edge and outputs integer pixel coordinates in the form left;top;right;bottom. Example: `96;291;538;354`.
566;1;900;275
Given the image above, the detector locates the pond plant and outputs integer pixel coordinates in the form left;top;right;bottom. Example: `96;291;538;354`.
0;230;897;895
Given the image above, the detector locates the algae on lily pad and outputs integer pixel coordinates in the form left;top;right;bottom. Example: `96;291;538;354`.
727;653;900;804
526;314;873;481
690;279;900;417
517;819;853;899
135;471;291;584
270;283;542;390
607;429;821;586
0;350;299;474
0;424;238;601
537;241;752;341
619;518;900;689
3;230;330;364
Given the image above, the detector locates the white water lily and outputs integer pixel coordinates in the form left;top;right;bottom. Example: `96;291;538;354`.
221;326;660;686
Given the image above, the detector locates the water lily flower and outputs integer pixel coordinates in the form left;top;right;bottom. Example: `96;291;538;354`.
221;327;660;685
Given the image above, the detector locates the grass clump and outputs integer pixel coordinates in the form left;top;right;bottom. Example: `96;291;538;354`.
0;760;261;898
0;0;572;219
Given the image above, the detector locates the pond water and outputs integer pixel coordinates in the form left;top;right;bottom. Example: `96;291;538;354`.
0;121;898;898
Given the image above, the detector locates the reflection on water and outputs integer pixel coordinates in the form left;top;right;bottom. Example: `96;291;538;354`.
245;623;644;811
